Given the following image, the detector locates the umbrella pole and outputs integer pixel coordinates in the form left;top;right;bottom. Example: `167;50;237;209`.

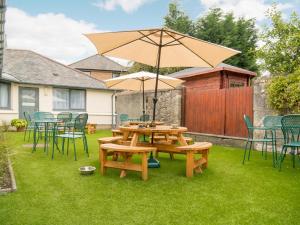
142;79;145;122
148;30;163;168
152;30;163;124
142;79;146;142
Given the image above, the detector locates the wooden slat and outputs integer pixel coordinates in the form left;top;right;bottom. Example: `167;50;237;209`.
104;161;142;172
98;136;123;144
100;143;156;152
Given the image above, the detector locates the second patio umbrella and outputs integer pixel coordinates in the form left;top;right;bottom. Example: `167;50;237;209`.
104;71;184;121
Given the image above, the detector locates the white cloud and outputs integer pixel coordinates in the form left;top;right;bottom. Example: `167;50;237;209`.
199;0;293;21
6;7;102;64
94;0;150;13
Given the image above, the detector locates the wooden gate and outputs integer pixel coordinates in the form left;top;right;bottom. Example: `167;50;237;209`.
183;87;253;138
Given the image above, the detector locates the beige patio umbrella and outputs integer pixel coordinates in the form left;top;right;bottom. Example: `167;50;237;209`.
85;27;240;123
104;71;184;120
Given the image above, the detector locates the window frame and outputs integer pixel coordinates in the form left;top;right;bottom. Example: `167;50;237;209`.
0;81;11;110
229;81;245;88
53;87;86;111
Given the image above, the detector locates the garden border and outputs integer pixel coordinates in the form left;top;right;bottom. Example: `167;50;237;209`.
0;158;17;194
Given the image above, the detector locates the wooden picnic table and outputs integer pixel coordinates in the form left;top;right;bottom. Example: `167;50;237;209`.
118;125;210;177
101;125;211;178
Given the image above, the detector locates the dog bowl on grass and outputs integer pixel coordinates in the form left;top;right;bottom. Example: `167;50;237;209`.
79;166;96;175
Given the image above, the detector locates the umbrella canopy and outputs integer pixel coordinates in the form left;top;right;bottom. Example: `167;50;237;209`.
104;71;184;91
85;27;240;68
104;71;184;121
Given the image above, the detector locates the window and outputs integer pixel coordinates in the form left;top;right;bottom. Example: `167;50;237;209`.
0;82;10;109
53;88;85;111
230;81;245;88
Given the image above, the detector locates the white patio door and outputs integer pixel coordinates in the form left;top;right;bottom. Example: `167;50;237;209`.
19;87;39;119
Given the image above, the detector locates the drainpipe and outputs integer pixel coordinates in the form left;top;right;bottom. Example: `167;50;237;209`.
0;0;6;79
111;90;116;129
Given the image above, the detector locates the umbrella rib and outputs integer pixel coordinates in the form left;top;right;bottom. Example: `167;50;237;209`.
102;30;160;55
162;36;186;47
106;77;149;89
140;39;158;46
158;78;179;89
138;31;160;46
164;30;215;67
105;79;128;89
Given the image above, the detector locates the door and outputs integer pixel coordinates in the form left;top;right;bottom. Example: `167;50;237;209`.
19;87;39;118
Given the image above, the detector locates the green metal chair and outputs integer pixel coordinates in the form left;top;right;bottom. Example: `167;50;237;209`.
140;114;150;122
120;114;129;124
33;111;54;120
243;115;276;166
23;112;34;141
56;112;72;132
54;113;89;160
262;115;283;158
278;115;300;171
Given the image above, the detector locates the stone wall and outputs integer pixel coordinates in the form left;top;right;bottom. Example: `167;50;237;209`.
253;77;282;150
253;77;276;127
116;88;182;125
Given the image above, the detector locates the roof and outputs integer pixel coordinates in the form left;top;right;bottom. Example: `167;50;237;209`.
1;49;108;90
168;63;256;79
69;54;127;72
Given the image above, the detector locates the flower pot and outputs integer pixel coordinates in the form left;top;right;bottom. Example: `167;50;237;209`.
16;127;25;132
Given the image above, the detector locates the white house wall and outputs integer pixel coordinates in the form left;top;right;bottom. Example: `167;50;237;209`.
0;83;116;126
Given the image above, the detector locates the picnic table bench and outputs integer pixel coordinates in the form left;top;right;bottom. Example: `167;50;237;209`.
99;143;156;180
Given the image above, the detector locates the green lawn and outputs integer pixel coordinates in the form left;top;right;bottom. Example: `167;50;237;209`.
1;131;300;225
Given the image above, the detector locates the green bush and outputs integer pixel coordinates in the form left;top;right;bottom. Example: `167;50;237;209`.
10;119;27;128
267;72;300;114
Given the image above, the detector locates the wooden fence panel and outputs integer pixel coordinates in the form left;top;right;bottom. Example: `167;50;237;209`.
225;87;253;137
184;87;253;138
185;88;225;135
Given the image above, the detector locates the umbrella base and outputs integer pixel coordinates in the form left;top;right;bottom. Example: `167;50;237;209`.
148;157;160;168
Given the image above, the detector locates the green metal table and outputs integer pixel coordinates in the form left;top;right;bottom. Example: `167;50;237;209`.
32;118;61;159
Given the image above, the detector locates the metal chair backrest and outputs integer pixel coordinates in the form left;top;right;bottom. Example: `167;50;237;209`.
57;112;72;123
140;114;150;122
33;111;54;120
120;114;129;122
74;113;88;132
263;115;283;128
71;112;79;122
281;115;300;144
23;111;32;123
244;114;254;138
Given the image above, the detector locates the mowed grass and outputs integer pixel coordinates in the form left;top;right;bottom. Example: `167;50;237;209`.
1;131;300;225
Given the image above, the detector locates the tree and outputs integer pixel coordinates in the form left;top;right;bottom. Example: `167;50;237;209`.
266;72;300;114
258;7;300;75
164;0;194;35
195;8;258;71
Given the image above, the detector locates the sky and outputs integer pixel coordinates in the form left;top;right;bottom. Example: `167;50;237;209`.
5;0;300;66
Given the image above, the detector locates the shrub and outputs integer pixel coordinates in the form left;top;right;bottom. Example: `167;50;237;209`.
266;72;300;114
10;119;27;128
